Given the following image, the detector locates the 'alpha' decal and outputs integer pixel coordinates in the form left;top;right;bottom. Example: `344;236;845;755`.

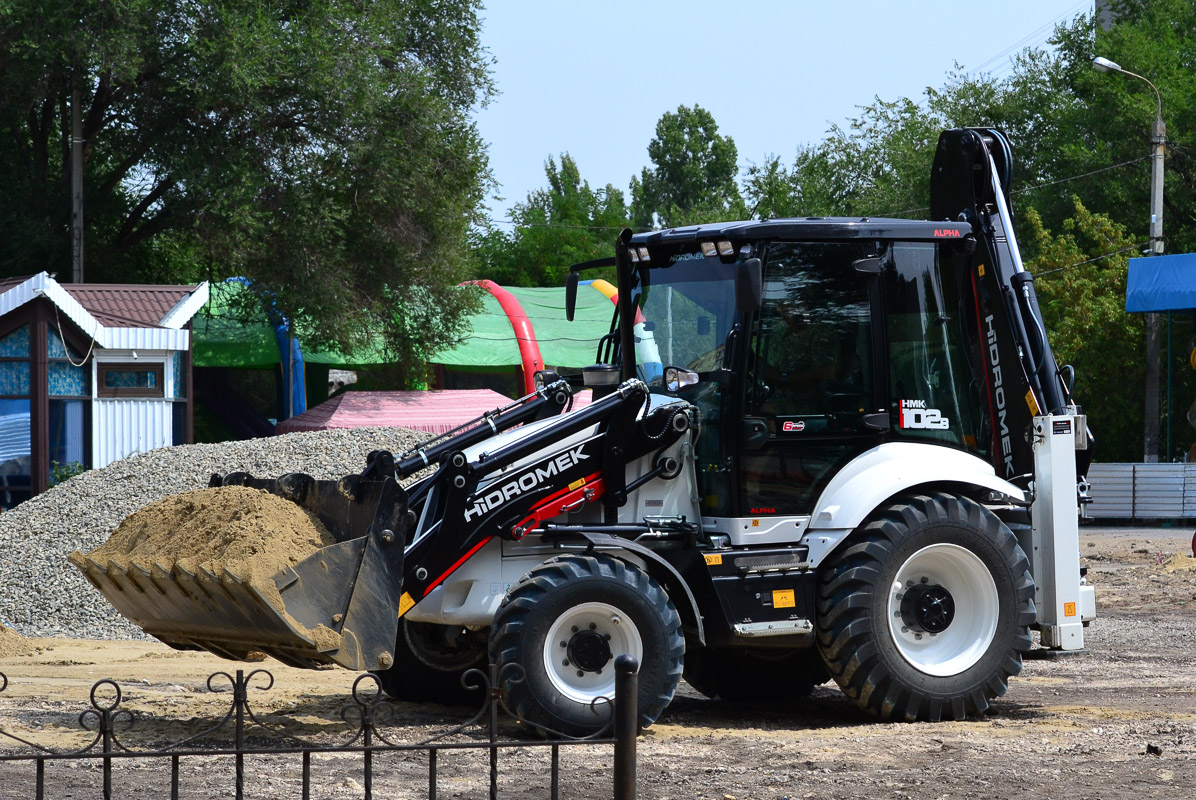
899;399;949;430
934;228;962;238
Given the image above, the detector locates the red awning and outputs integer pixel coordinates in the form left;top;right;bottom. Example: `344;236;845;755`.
275;390;512;435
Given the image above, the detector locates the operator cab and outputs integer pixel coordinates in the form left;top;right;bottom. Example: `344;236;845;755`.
613;219;993;521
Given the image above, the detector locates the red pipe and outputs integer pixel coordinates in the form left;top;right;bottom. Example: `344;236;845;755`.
465;280;544;395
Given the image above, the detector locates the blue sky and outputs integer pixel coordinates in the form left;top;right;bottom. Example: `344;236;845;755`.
473;0;1092;221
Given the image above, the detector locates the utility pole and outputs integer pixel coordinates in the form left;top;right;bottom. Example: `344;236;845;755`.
71;76;84;283
1093;56;1165;462
1145;109;1166;462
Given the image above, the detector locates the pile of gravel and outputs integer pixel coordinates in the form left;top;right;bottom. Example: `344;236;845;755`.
0;427;428;640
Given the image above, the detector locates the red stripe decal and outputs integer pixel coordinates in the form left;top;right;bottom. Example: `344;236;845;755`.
423;536;493;596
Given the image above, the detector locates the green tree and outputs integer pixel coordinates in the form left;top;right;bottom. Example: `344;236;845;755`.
0;0;492;384
473;153;627;287
1029;200;1145;461
630;105;746;229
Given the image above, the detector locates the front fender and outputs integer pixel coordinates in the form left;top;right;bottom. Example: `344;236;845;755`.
803;442;1025;567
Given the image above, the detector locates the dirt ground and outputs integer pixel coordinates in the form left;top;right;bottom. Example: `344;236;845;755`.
1;526;1194;799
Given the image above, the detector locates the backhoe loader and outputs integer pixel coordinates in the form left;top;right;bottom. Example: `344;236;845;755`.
75;128;1095;736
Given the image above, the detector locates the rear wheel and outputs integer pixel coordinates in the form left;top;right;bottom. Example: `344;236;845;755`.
683;647;829;702
489;554;684;737
816;492;1035;721
373;619;487;706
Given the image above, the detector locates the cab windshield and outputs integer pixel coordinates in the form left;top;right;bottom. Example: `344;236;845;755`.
631;250;741;389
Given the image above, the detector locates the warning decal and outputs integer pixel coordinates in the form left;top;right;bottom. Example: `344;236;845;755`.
772;589;796;609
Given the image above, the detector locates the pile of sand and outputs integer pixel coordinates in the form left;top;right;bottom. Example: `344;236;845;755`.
1162;553;1196;574
0;623;35;658
69;486;342;650
75;485;335;579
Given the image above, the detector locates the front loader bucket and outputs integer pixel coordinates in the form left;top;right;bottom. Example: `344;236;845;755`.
71;472;409;671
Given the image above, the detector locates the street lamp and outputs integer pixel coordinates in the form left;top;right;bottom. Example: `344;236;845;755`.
1094;55;1166;463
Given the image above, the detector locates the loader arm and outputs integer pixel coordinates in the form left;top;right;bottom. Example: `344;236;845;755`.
394;379;692;616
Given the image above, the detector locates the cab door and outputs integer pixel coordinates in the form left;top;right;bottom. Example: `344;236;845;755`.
737;241;887;516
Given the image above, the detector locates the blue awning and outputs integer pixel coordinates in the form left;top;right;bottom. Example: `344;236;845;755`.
1126;253;1196;312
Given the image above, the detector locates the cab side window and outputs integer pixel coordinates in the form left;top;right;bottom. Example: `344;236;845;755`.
749;242;873;431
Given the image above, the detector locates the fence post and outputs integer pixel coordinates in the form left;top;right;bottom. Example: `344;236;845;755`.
612;655;638;800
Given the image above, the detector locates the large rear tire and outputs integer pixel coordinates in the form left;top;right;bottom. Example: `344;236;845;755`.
683;647;829;702
373;619;487;706
816;492;1035;721
489;554;684;737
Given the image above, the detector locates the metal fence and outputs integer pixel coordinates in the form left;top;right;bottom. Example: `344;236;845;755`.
0;658;639;800
1086;462;1196;520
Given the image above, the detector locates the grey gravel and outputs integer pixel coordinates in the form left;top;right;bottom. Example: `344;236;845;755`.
0;427;428;640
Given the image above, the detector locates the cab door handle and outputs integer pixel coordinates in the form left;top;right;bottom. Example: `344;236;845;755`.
862;412;890;432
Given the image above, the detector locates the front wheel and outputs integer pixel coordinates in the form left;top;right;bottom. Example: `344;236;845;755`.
816;492;1036;721
489;554;684;737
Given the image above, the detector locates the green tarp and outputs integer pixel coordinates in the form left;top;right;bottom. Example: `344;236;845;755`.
192;281;611;371
430;285;611;370
191;281;383;369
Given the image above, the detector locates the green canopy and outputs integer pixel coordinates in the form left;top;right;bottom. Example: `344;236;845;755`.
191;281;383;369
430;285;611;370
191;281;281;369
192;281;612;372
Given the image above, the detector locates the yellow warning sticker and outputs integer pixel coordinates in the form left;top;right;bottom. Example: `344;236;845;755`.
398;592;416;618
1064;602;1076;618
978;263;986;276
704;553;723;566
752;519;759;527
773;589;796;609
1026;390;1041;417
568;477;586;491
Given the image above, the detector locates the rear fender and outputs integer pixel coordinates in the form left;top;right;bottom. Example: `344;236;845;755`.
803;442;1025;568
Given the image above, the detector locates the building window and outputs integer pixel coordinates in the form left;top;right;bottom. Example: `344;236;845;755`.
0;324;32;509
98;363;165;398
47;326;91;480
47;328;90;397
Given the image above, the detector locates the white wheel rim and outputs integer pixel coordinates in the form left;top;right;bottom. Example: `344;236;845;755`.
887;543;999;677
543;602;643;705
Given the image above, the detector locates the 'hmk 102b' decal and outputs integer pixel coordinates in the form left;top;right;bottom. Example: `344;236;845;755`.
900;399;949;430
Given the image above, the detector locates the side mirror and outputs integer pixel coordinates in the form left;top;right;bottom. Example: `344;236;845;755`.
736;257;763;312
565;271;579;322
664;366;700;393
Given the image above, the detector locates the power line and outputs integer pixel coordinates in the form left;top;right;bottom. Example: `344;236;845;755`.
488;219;631;232
1034;242;1147;278
1013;156;1150;194
967;0;1089;77
871;155;1150;218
